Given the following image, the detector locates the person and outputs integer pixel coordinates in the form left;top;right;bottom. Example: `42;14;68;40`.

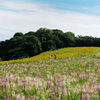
54;54;57;60
50;55;53;60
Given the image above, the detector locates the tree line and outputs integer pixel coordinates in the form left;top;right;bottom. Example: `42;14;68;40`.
0;28;100;61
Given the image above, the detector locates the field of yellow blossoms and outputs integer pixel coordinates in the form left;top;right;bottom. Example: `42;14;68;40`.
0;47;99;65
0;47;100;100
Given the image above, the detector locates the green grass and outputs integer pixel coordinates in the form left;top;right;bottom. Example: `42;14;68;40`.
95;52;100;57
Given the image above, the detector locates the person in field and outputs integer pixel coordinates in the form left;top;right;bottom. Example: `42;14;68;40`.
54;54;57;60
50;55;53;60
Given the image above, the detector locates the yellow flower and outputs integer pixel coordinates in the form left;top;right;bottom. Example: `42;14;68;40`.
0;47;99;64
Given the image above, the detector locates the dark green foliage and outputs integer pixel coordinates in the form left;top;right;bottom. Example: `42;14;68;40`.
63;32;75;47
35;28;54;51
14;32;23;37
25;31;35;36
0;32;42;60
21;35;42;56
0;27;100;61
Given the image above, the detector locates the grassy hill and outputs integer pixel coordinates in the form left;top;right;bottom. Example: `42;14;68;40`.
0;47;100;100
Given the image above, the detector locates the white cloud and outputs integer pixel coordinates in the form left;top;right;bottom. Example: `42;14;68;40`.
0;1;100;41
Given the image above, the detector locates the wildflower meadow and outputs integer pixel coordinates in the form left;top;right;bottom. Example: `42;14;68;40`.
0;47;100;100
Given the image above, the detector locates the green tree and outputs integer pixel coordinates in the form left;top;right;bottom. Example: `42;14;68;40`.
25;31;35;36
22;35;42;56
2;36;26;60
35;28;54;51
13;32;23;37
64;32;75;47
52;29;64;48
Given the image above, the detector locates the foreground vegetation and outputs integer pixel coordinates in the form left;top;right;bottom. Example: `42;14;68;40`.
0;47;100;100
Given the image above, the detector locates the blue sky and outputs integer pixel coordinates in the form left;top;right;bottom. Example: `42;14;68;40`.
0;0;100;41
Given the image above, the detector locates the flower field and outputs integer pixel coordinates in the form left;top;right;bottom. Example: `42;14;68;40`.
0;47;99;65
0;47;100;100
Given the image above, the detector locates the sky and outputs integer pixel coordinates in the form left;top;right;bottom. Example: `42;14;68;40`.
0;0;100;41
